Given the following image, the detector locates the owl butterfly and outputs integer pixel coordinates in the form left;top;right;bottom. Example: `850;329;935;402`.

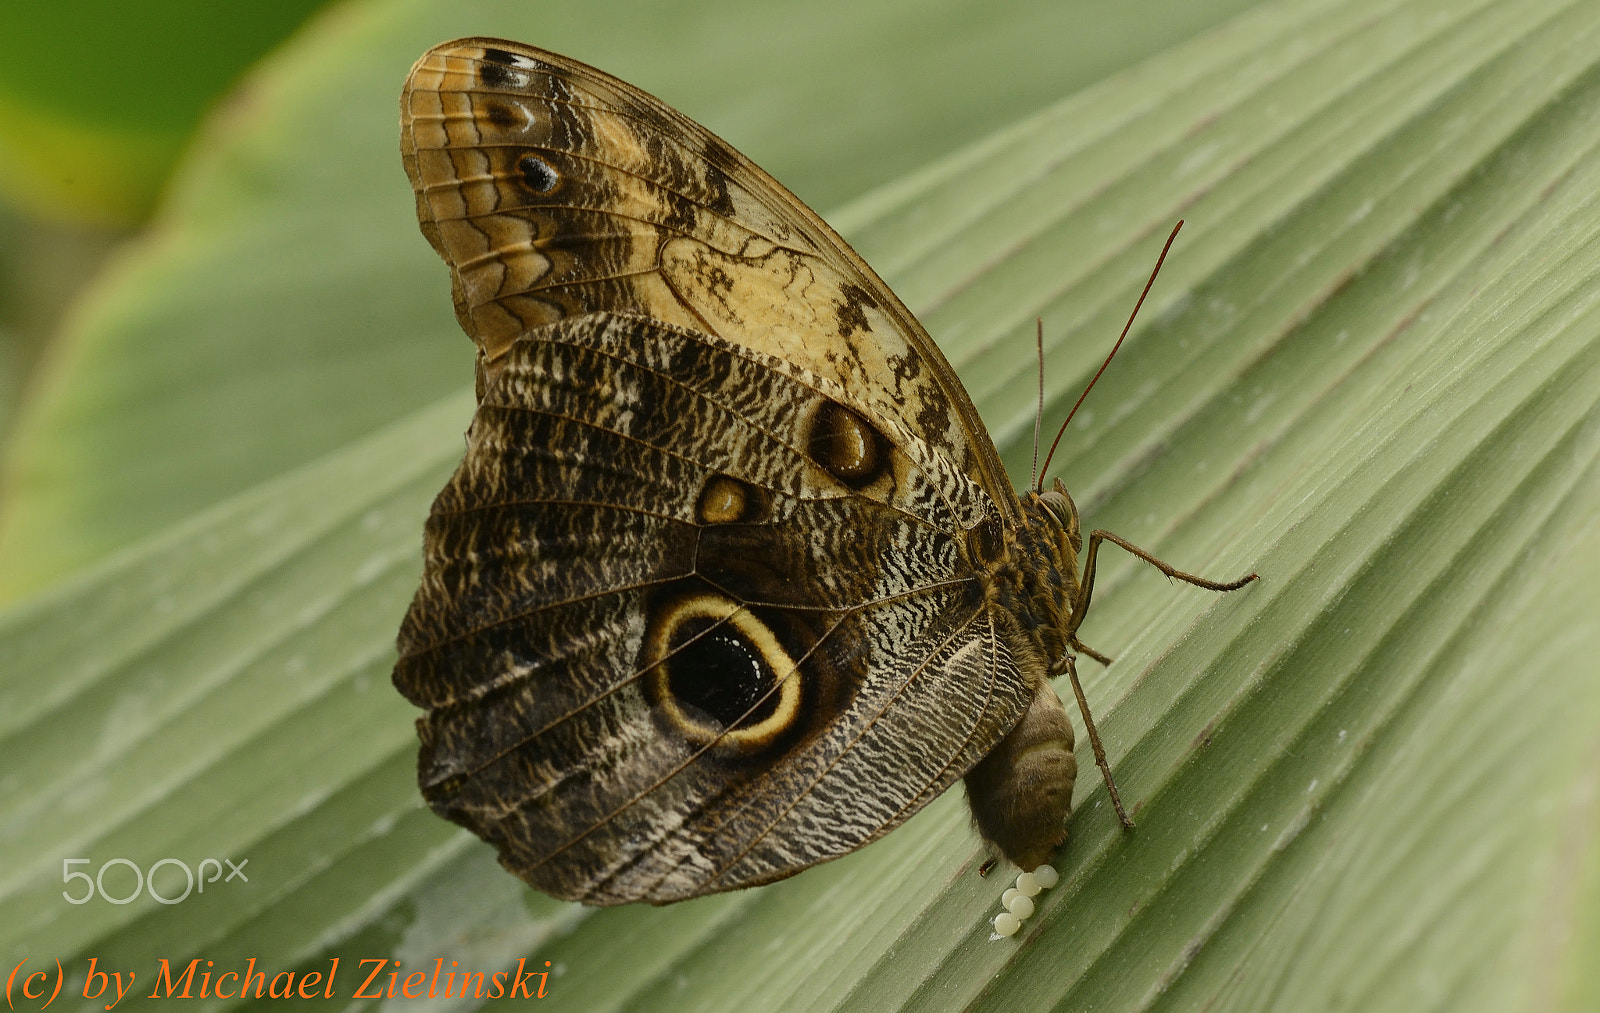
393;38;1256;907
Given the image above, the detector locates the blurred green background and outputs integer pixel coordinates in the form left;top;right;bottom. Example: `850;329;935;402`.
0;0;336;225
0;0;1266;600
0;0;338;500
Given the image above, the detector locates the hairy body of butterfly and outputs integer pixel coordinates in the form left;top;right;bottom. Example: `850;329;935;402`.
392;39;1252;906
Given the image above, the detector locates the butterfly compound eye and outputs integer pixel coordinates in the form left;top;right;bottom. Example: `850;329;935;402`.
1044;480;1082;554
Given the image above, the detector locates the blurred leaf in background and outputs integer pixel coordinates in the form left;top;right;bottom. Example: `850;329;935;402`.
0;0;338;226
0;0;338;514
0;210;119;454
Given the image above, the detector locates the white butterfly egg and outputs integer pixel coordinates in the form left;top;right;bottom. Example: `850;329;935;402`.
1033;864;1060;889
1015;871;1041;897
1005;893;1035;919
993;912;1022;937
1001;887;1020;908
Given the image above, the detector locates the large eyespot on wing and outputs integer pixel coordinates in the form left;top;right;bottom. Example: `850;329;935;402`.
391;314;1032;904
639;591;805;753
399;37;1017;519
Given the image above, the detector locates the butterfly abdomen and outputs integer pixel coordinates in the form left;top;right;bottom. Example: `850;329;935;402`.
962;676;1077;871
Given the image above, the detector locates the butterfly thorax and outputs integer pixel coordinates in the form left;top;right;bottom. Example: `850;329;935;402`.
989;487;1083;669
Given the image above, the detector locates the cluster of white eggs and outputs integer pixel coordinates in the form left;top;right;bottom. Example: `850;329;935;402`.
990;864;1059;938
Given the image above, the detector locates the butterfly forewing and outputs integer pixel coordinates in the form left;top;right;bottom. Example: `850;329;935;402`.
399;38;1016;513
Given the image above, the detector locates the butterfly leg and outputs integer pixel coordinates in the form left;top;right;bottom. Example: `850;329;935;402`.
1069;529;1257;644
1077;529;1259;612
1070;638;1113;666
1061;532;1256;831
1058;650;1135;830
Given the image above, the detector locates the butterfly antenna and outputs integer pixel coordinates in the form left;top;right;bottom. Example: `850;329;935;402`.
1038;220;1184;482
1031;317;1045;492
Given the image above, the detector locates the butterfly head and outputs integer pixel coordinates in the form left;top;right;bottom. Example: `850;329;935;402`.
1037;478;1082;557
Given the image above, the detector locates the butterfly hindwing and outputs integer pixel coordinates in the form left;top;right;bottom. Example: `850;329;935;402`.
393;313;1032;903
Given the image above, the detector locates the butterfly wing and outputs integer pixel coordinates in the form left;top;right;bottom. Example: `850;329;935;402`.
400;38;1016;518
395;40;1045;903
394;314;1037;902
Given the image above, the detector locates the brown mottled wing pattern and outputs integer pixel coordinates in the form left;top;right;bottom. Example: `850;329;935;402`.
394;39;1041;904
394;314;1033;903
399;38;1015;518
